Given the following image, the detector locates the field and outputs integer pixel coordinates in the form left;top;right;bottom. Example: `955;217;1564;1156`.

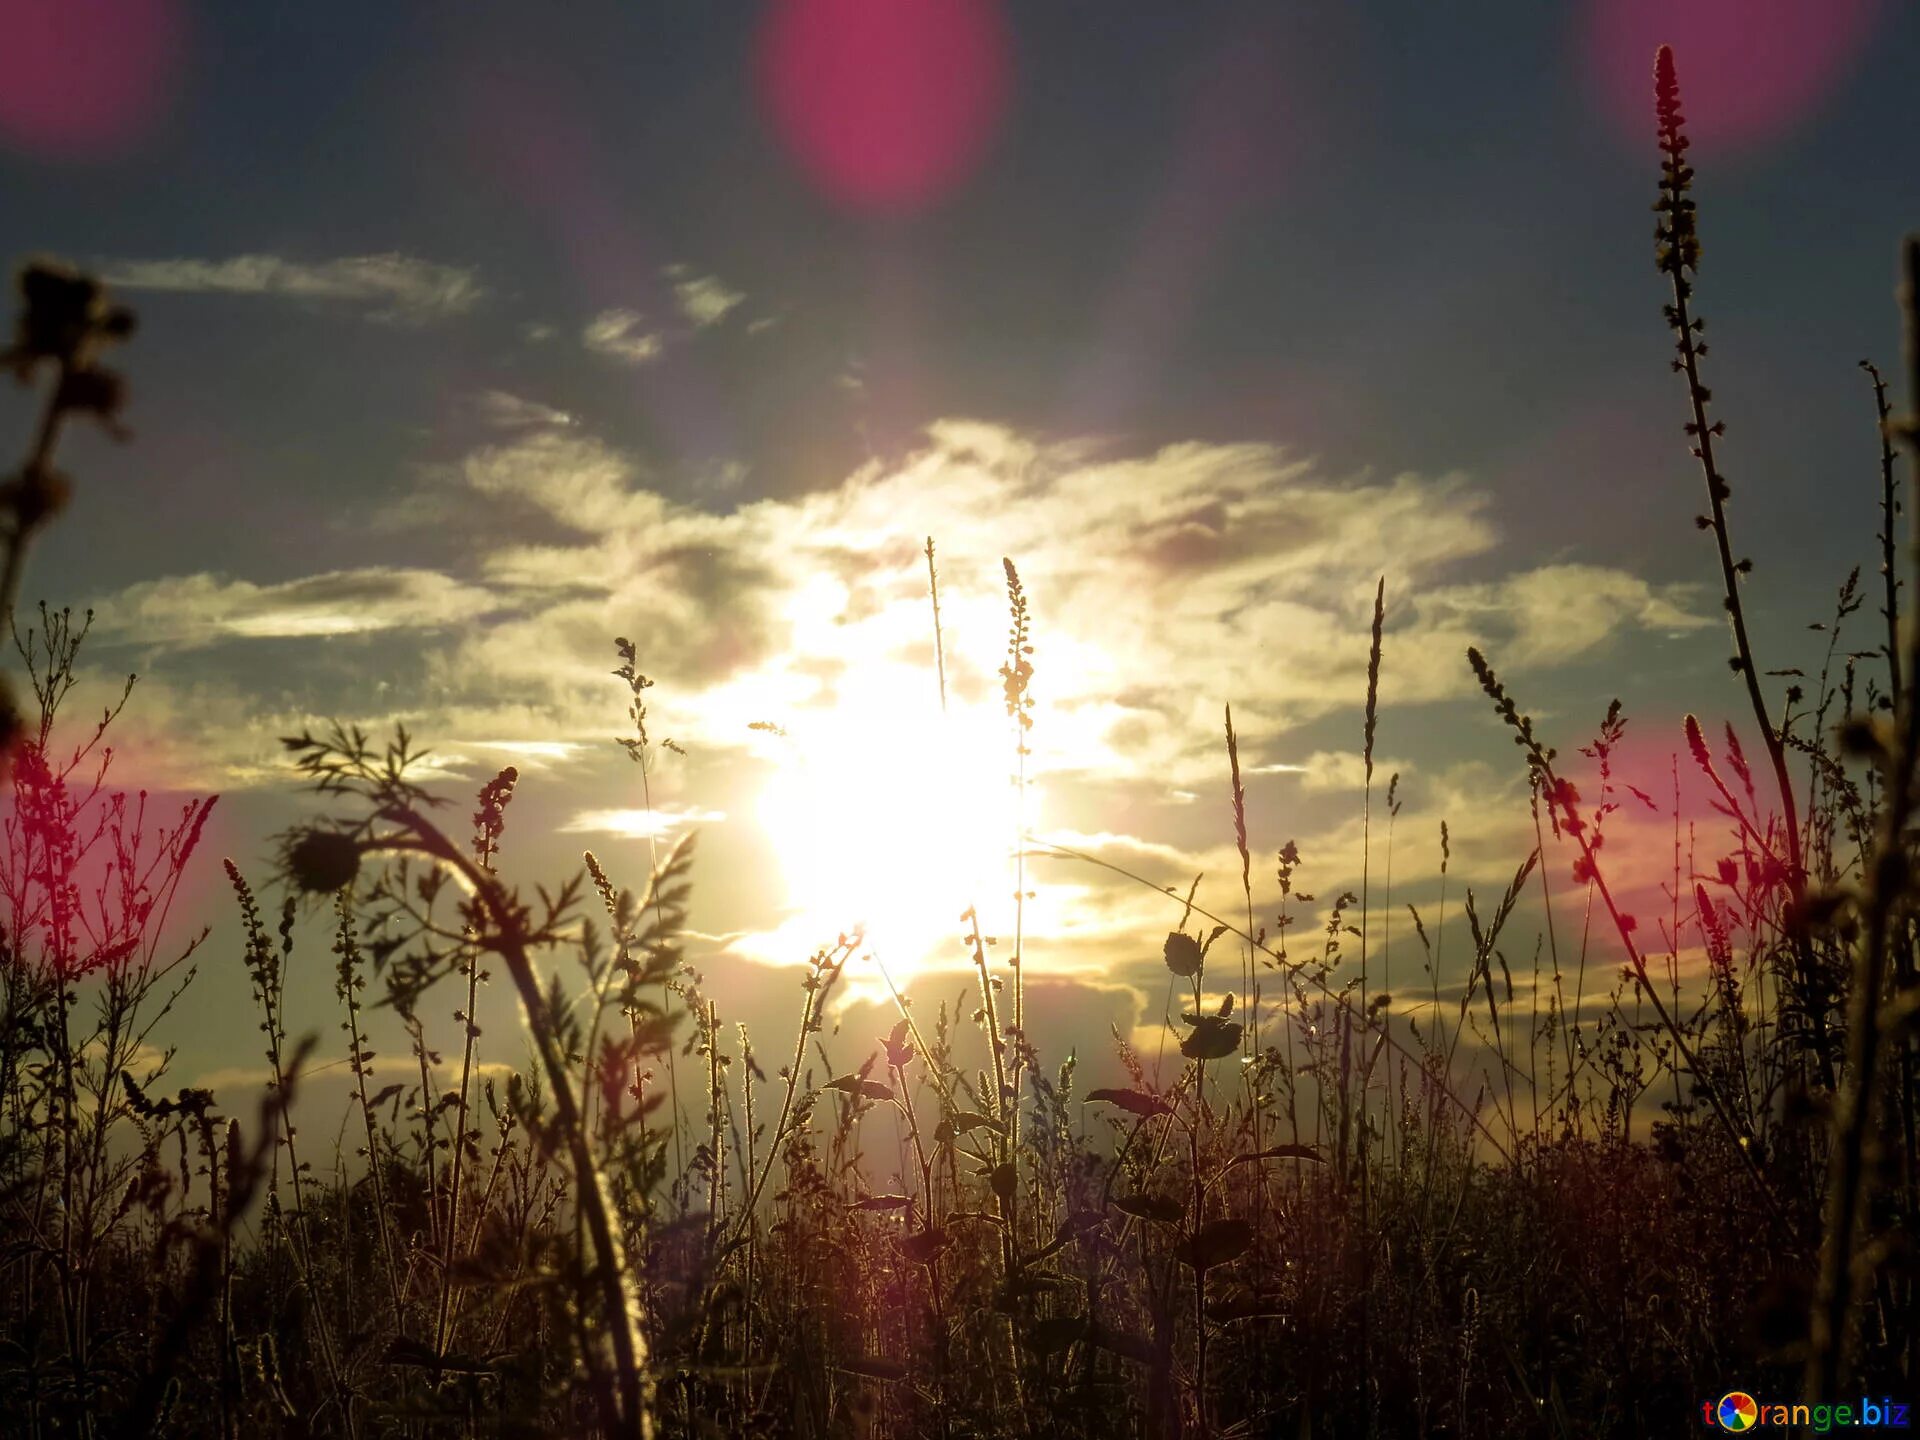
2;32;1919;1440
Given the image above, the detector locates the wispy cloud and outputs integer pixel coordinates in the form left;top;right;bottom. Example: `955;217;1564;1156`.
462;740;589;766
666;269;747;329
582;309;665;365
473;390;574;430
93;414;1712;985
1252;749;1411;792
94;568;497;647
98;253;485;324
561;806;727;839
351;420;1707;789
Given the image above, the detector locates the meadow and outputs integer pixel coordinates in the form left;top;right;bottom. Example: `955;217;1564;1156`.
1;46;1918;1440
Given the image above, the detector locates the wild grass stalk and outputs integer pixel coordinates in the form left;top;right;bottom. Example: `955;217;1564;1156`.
1654;46;1835;1090
1808;234;1920;1404
8;39;1920;1440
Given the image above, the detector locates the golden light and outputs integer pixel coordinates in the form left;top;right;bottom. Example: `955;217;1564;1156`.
755;660;1030;987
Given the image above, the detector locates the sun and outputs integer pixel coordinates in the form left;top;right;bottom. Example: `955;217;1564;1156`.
754;665;1030;987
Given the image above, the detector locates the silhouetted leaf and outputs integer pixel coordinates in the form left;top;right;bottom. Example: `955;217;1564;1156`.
939;1109;1004;1140
987;1161;1017;1201
1225;1144;1323;1169
384;1337;501;1374
897;1228;952;1265
1086;1087;1172;1118
1163;930;1203;977
1028;1315;1085;1355
1087;1325;1154;1365
823;1074;893;1103
882;1017;915;1068
838;1354;908;1381
1176;1217;1253;1271
1180;1016;1243;1060
1112;1192;1185;1225
1206;1287;1286;1322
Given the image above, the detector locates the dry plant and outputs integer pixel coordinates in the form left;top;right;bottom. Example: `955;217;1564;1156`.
3;45;1919;1440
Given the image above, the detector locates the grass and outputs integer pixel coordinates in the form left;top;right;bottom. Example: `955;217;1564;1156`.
1;44;1919;1440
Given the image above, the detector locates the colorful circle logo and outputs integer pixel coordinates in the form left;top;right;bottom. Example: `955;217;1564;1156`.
1717;1392;1760;1431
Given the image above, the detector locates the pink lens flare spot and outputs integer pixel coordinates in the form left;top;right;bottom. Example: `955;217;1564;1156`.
0;0;185;160
1581;0;1883;157
755;0;1012;215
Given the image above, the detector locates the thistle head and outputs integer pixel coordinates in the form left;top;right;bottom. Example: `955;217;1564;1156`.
285;826;363;895
2;260;136;436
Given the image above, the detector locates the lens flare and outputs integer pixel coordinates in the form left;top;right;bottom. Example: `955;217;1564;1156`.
0;0;184;160
1579;0;1883;156
755;0;1012;215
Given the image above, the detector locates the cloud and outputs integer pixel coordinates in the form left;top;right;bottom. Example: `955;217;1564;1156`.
473;390;574;430
461;740;589;766
580;266;750;370
561;806;728;839
339;421;1709;792
1417;564;1710;668
90;419;1713;1003
582;309;665;365
1257;749;1411;793
99;253;485;323
669;271;747;329
93;568;497;647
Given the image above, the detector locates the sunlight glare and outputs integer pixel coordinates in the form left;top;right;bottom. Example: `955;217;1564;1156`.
756;664;1030;987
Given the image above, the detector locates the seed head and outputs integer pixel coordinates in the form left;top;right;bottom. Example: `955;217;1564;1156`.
287;827;362;894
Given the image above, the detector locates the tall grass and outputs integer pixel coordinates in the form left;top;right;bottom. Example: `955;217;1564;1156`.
1;46;1918;1439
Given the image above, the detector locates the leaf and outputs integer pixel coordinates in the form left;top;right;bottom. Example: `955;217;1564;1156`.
1111;1192;1185;1225
1163;930;1203;977
823;1074;893;1103
1028;1315;1085;1356
367;1084;404;1109
1175;1217;1253;1272
383;1337;501;1374
943;1109;1004;1136
1086;1325;1154;1365
852;1194;914;1211
1179;1016;1243;1060
896;1228;952;1265
1206;1287;1285;1323
1086;1087;1172;1118
1225;1144;1324;1169
988;1161;1017;1201
1002;1270;1069;1297
946;1208;1006;1228
882;1017;915;1068
838;1354;908;1381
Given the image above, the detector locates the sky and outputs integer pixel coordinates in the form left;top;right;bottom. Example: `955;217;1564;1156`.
1;0;1917;1128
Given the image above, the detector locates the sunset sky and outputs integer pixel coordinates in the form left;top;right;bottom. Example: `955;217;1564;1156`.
2;0;1917;1108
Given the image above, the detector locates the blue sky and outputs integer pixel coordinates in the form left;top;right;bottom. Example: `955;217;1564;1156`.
2;0;1916;1113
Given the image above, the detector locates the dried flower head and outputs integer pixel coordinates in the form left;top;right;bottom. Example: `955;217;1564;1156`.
2;260;136;434
286;826;363;894
473;765;519;869
1652;47;1700;281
